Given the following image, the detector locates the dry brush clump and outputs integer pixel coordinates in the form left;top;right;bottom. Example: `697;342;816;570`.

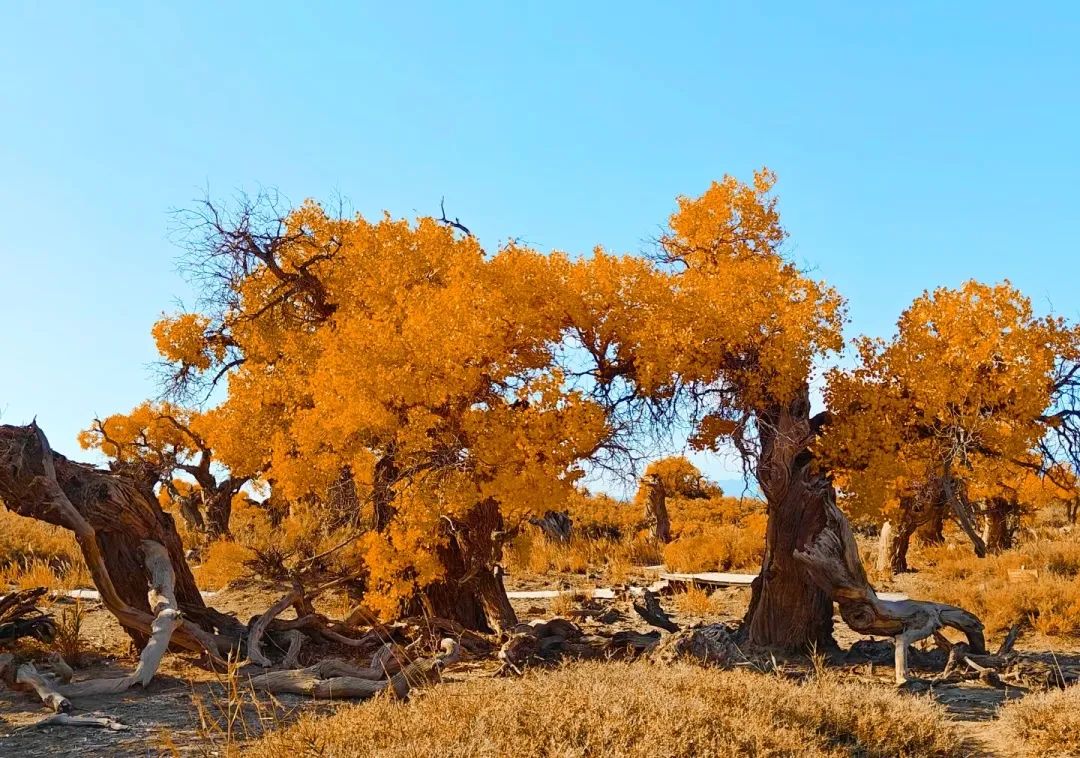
903;533;1080;637
249;662;962;758
0;509;86;590
999;684;1080;756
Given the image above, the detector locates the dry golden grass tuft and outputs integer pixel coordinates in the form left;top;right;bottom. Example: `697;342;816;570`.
662;515;767;573
672;585;720;617
505;532;662;579
248;662;962;758
905;533;1080;637
0;509;86;590
194;539;256;590
999;684;1080;756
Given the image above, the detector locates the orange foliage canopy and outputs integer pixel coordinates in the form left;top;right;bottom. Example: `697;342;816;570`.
145;170;843;617
820;281;1080;527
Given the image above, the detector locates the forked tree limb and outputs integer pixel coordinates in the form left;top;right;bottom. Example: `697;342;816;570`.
247;590;302;666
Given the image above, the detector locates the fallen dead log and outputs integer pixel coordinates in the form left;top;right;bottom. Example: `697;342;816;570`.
0;588;56;644
15;662;71;712
29;713;129;731
248;638;458;700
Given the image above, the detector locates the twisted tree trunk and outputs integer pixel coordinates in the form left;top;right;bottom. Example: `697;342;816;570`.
742;387;835;650
917;504;946;545
984;497;1015;553
742;385;985;664
0;423;240;651
643;476;672;544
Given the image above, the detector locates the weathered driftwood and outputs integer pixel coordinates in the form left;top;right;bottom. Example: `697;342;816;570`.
30;713;129;731
46;652;74;683
15;663;71;713
247;589;302;666
649;624;744;667
794;487;984;684
632;589;679;632
248;638;457;700
58;539;182;698
0;588;56;644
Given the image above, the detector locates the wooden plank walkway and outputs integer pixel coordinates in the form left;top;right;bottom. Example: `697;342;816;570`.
507;570;908;603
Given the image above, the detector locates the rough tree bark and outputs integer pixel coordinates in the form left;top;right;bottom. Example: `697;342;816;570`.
0;423;241;650
983;497;1015;553
643;475;672;544
889;513;917;574
409;498;518;634
743;387;835;650
742;384;985;660
916;503;946;545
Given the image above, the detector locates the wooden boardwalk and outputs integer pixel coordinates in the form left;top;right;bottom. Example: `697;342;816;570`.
507;569;909;602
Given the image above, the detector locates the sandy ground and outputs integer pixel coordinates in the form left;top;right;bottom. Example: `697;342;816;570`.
1;571;1077;757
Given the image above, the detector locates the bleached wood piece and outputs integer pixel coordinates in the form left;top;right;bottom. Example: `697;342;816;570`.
281;630;304;669
16;663;71;713
247;590;301;667
31;713;129;730
248;639;458;700
47;652;74;683
59;540;182;698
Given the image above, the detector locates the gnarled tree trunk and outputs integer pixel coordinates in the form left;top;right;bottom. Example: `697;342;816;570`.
890;513;917;574
917;503;946;545
409;498;517;634
0;423;241;650
743;387;835;650
742;385;985;662
983;497;1015;553
643;475;672;544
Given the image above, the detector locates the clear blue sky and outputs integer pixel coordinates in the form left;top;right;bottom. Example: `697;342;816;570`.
2;3;1078;491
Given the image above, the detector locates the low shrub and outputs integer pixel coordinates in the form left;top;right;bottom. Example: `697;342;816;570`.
999;684;1080;756
249;661;961;757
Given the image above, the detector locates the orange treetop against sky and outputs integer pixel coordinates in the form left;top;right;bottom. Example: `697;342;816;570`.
3;5;1079;498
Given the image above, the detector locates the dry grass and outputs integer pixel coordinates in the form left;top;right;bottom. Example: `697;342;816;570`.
54;600;86;666
249;662;961;757
662;516;766;573
672;585;721;616
194;539;256;590
999;684;1080;756
0;509;86;590
505;531;662;579
903;533;1080;637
